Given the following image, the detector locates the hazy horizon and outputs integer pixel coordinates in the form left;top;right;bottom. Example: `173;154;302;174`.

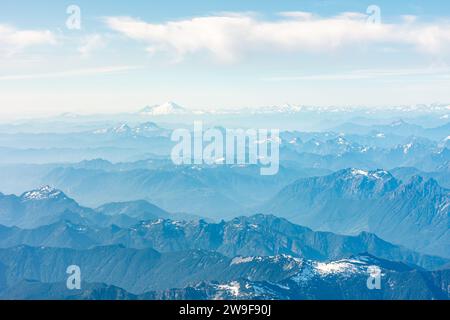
1;0;450;119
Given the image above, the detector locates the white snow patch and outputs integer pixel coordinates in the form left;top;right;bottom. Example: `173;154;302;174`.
314;261;359;276
218;281;240;296
403;143;413;154
351;169;369;177
337;137;347;145
231;257;255;265
360;147;369;153
139;101;186;116
143;219;164;228
22;186;63;201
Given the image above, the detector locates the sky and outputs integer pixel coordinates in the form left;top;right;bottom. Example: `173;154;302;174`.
0;0;450;119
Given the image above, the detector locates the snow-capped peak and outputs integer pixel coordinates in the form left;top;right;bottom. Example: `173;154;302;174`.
349;169;390;180
93;123;132;135
290;254;389;284
351;169;370;177
93;122;163;136
314;260;361;276
139;101;187;115
217;281;241;297
337;136;349;145
256;103;302;114
112;123;132;133
21;186;64;201
403;142;414;154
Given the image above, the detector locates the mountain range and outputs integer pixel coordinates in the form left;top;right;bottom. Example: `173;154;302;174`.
1;252;448;300
0;186;172;229
263;168;450;258
333;120;450;141
1;167;448;260
0;109;449;300
138;102;188;116
0;186;447;270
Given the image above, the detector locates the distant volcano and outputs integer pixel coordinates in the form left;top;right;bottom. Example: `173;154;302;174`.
138;101;187;115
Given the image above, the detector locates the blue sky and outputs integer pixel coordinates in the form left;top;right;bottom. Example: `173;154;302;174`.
0;0;450;118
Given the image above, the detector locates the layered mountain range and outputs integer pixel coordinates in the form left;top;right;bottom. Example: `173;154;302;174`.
0;113;448;300
0;248;448;300
263;169;449;258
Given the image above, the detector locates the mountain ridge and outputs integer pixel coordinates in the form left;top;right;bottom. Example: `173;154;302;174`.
262;169;450;257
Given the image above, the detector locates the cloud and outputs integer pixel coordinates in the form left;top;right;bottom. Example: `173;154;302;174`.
78;34;107;57
278;11;315;20
262;67;450;82
104;13;450;63
105;15;253;62
0;24;56;56
401;15;418;24
0;65;141;81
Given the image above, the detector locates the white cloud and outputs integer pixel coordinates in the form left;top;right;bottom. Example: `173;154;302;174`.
105;13;450;62
278;11;315;20
105;15;253;62
401;15;418;24
0;24;56;56
78;34;107;57
0;65;141;81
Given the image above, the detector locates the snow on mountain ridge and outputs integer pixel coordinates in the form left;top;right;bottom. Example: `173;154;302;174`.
348;168;390;180
21;185;65;201
139;101;187;115
92;122;163;136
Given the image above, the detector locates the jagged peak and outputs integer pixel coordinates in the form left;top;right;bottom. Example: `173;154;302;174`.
21;186;66;201
230;214;288;227
139;101;187;115
396;175;445;196
230;254;303;266
336;168;394;181
407;175;441;188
